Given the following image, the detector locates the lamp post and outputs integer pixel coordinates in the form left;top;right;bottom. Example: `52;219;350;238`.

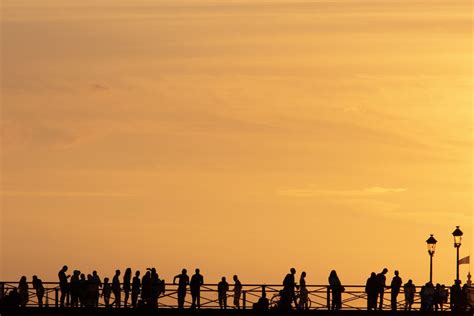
452;226;463;281
426;234;437;283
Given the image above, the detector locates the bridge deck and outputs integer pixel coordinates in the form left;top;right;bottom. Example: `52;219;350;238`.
0;308;469;316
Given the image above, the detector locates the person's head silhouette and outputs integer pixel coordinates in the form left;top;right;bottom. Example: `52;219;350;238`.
196;268;200;274
135;271;140;277
382;268;388;274
290;268;296;275
93;271;98;276
301;271;306;278
115;270;120;276
371;272;376;278
62;265;68;272
222;277;226;282
394;270;399;276
182;269;187;275
233;275;238;282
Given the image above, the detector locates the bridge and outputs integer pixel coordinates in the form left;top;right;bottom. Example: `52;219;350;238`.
1;281;464;313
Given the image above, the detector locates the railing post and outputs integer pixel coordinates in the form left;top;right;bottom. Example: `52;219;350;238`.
327;286;331;310
0;282;4;300
242;290;246;310
46;288;49;307
55;288;59;308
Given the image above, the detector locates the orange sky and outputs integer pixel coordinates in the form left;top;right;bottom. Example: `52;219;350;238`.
1;0;472;285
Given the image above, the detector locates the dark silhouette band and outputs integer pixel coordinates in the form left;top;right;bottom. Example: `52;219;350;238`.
0;266;472;312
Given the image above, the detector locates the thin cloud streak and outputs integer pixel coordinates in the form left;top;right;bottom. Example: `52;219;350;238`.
278;186;407;197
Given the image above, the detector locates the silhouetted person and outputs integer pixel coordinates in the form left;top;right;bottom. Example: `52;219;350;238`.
102;278;112;307
403;279;415;311
58;265;70;307
298;271;309;310
253;289;269;311
85;274;96;307
123;268;132;307
150;268;161;308
450;280;462;311
190;268;204;309
328;270;343;310
376;268;388;310
173;269;189;309
282;268;297;308
18;276;29;307
233;275;242;309
420;282;434;311
70;270;81;307
132;271;141;308
32;275;45;307
141;271;152;305
79;273;87;307
92;271;102;307
390;270;402;311
365;272;378;311
159;278;166;301
112;270;121;308
218;277;229;309
3;288;21;309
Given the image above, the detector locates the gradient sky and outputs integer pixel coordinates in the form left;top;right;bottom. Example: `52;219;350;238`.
1;0;472;285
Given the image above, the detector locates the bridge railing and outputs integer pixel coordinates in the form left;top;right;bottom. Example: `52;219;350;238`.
0;281;450;311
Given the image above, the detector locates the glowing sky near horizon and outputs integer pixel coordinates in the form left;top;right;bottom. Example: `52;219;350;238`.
1;0;472;285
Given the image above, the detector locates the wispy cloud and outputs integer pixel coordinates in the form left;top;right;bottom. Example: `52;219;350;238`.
278;186;406;197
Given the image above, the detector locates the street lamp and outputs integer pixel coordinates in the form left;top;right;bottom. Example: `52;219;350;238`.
426;234;437;283
452;226;463;281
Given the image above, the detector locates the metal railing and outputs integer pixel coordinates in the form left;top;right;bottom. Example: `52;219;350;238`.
0;281;452;311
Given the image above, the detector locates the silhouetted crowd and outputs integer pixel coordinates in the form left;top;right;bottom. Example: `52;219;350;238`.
363;268;470;312
1;266;472;312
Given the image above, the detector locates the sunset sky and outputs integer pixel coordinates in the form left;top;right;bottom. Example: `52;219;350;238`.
1;0;472;286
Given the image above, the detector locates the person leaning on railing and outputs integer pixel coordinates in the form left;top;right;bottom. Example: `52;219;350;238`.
32;275;45;307
233;275;242;309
